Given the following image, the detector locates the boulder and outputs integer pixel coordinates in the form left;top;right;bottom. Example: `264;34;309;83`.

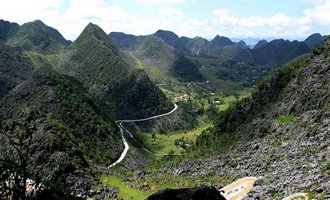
146;186;226;200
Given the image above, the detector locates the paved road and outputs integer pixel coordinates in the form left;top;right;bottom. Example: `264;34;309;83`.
108;104;178;168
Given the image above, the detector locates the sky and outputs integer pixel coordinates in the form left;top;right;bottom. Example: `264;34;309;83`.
0;0;330;41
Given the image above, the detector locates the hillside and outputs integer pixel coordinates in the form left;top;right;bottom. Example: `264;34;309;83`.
304;33;324;48
53;23;172;119
110;32;205;83
211;35;234;47
0;42;34;100
109;31;145;51
159;37;330;199
0;68;123;195
0;19;19;41
4;20;69;54
252;39;310;67
134;35;205;82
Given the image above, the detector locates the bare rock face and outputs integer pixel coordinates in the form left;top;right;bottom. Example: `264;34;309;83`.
146;186;226;200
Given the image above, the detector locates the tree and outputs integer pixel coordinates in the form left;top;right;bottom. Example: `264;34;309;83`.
0;107;41;200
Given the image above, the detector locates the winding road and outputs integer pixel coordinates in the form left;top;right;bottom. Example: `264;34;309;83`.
108;104;178;168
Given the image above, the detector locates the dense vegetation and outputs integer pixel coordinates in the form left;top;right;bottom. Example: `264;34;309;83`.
195;37;330;152
135;35;205;82
4;20;69;54
0;67;127;198
51;23;172;119
110;33;205;83
0;42;34;100
0;67;123;164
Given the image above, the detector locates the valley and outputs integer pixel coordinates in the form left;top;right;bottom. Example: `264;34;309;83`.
0;17;329;200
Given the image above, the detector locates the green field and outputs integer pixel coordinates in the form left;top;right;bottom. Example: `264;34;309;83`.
100;175;152;200
135;123;212;159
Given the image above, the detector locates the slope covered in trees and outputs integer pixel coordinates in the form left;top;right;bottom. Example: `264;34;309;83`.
0;42;34;100
52;23;172;119
0;68;123;197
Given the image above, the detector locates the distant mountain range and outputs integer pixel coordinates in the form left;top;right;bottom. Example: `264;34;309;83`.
110;32;205;83
110;29;324;89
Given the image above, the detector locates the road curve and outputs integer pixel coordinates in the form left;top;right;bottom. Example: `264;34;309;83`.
115;103;178;123
108;104;178;168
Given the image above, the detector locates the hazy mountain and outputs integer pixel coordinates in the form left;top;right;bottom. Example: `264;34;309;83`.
254;39;268;49
154;29;180;47
304;33;324;48
134;35;205;82
109;31;145;51
252;39;310;67
211;35;234;47
235;40;248;49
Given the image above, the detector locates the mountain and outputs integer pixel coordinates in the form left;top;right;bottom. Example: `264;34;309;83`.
109;31;145;51
252;39;310;67
0;19;19;41
304;33;324;48
32;20;71;46
154;30;180;48
191;37;330;198
0;42;34;100
181;36;222;57
110;31;205;83
0;67;123;194
154;31;222;58
253;39;268;49
211;35;234;47
54;23;172;119
235;40;248;49
134;35;205;82
4;20;69;53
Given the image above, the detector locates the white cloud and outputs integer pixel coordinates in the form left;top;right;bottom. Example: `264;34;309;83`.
159;6;182;16
304;0;330;25
138;0;185;3
0;0;61;25
0;0;328;41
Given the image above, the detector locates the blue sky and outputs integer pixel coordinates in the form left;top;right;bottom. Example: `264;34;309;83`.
1;0;330;41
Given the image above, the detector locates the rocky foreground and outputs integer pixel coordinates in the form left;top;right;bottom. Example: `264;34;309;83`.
153;39;330;199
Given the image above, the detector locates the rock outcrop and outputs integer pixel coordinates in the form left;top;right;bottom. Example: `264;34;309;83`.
146;186;226;200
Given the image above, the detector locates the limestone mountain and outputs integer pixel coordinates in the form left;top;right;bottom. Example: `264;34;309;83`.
304;33;324;48
154;30;180;48
0;67;123;193
180;36;222;57
0;42;34;100
109;31;145;51
134;35;205;82
54;23;172;119
235;40;248;49
253;39;268;49
211;35;234;47
192;37;330;199
110;32;205;83
251;39;310;67
3;20;70;53
0;19;19;41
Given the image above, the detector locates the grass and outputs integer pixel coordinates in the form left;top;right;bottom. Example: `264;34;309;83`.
322;105;330;111
135;124;212;160
100;175;152;200
277;115;296;124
